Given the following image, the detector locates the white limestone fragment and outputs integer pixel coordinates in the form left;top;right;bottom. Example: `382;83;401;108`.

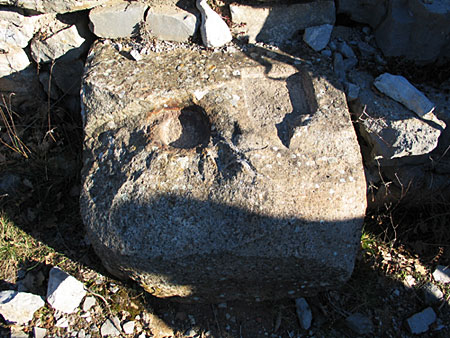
196;0;232;48
47;267;87;314
373;73;436;119
0;291;44;325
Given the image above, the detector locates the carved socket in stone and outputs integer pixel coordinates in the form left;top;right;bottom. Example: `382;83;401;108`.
150;105;211;149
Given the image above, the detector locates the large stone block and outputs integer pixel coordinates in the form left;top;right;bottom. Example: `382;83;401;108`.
81;41;367;302
375;0;450;63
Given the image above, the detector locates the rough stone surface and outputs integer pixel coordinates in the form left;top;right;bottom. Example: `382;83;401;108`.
31;24;87;63
230;1;335;45
101;316;121;337
47;267;87;314
145;7;198;42
82;296;96;312
295;298;312;330
89;1;148;39
337;0;387;28
433;265;450;284
0;9;37;52
122;321;135;335
0;0;111;13
197;0;232;48
303;24;333;52
375;0;450;63
80;41;367;302
0;48;40;108
406;307;437;334
0;290;44;325
345;312;374;335
373;73;437;119
33;327;47;338
349;71;443;162
0;46;30;77
52;60;85;96
422;282;444;305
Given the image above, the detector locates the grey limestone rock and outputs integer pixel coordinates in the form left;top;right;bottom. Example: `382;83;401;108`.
80;41;367;302
31;24;87;63
295;298;312;330
146;7;198;43
303;24;333;52
350;71;443;162
373;73;438;120
0;290;44;325
89;1;148;39
230;1;335;45
406;307;437;334
47;267;87;314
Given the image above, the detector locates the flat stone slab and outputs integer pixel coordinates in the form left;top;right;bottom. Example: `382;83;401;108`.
81;41;367;302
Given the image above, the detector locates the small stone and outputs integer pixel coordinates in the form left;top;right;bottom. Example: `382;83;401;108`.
47;267;87;314
101;316;121;337
303;24;334;51
338;41;356;59
406;307;437;334
82;296;96;312
345;313;373;335
33;327;47;338
130;49;142;61
0;291;44;325
55;316;69;328
78;328;86;338
357;41;377;57
422;282;443;305
433;265;450;284
333;52;346;81
295;298;312;330
373;73;436;119
122;321;135;335
345;82;360;101
185;328;198;337
197;0;232;48
321;49;332;58
343;57;358;71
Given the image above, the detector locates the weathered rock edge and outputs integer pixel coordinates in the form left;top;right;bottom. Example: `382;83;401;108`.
81;41;367;302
